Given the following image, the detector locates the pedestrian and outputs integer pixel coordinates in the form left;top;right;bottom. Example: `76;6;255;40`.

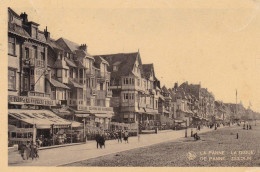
117;130;122;143
123;130;129;144
99;133;105;149
18;142;26;160
95;132;101;149
247;124;249;130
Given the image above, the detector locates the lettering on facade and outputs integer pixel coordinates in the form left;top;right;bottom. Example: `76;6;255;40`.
8;95;54;106
78;105;113;112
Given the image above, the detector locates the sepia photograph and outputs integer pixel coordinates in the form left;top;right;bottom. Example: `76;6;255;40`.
2;0;260;169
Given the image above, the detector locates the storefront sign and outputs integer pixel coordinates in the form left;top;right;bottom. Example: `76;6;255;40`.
8;95;55;106
77;105;113;112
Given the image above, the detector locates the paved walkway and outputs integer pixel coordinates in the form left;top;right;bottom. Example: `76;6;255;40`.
8;126;228;166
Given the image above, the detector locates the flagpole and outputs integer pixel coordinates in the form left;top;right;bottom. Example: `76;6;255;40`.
236;89;237;121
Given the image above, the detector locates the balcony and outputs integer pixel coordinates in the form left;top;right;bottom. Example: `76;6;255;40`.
96;90;106;99
24;59;45;68
149;89;155;95
96;71;111;82
86;67;95;76
106;90;112;97
21;91;50;98
91;88;96;96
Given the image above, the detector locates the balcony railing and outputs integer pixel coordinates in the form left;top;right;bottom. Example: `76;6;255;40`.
28;59;45;68
21;91;50;98
86;67;95;76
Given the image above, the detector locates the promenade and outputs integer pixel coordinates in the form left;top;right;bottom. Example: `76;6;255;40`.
9;126;225;166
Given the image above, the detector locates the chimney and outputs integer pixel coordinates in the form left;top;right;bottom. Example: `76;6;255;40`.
20;12;28;23
174;82;178;90
80;44;87;51
44;26;50;41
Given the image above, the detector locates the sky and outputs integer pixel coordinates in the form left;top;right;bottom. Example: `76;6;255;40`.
4;0;260;112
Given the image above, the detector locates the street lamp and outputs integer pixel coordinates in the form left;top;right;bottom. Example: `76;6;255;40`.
185;119;187;138
82;118;86;142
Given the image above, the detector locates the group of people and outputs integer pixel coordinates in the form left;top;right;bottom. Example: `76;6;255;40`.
116;130;129;144
18;141;39;160
243;123;252;130
95;130;130;149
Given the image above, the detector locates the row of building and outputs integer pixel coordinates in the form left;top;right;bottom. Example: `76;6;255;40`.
7;8;259;146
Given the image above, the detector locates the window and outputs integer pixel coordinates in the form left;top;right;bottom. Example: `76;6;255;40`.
31;27;37;39
65;70;67;77
124;93;129;100
124;78;129;85
24;76;29;91
8;37;15;55
129;78;134;85
137;79;140;86
130;93;134;100
113;65;118;71
25;48;29;59
41;52;45;61
100;83;103;90
86;78;90;88
33;46;37;59
8;12;13;22
8;69;16;90
69;68;73;78
87;98;91;106
91;78;95;87
30;69;34;75
132;78;135;85
156;100;158;108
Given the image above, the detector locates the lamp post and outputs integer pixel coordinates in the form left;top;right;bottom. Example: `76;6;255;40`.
51;124;55;146
70;122;73;143
82;118;86;142
185;119;187;138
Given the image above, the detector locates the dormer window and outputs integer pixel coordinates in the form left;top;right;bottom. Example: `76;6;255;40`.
113;65;118;71
31;27;38;39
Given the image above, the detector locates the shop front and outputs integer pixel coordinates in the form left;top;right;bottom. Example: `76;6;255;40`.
8;109;83;147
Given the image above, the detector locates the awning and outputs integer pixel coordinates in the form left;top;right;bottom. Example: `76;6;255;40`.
8;109;71;129
144;108;157;115
174;120;185;123
75;113;90;118
70;121;83;128
47;78;70;89
95;113;113;118
9;101;25;105
138;108;145;113
68;79;84;88
52;108;71;116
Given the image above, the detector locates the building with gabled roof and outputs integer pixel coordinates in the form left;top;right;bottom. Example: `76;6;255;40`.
96;52;160;128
